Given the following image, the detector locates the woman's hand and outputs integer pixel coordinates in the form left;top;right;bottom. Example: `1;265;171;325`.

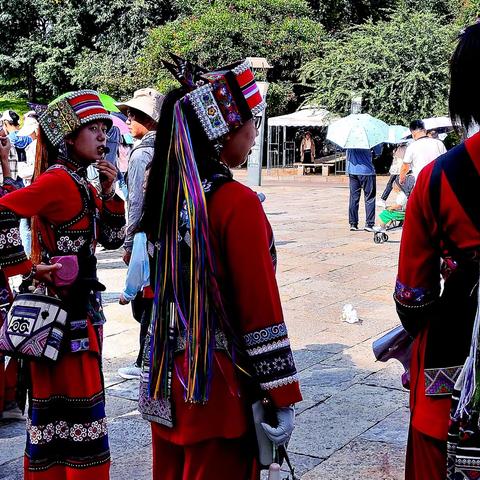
119;293;130;305
96;160;117;195
34;263;62;284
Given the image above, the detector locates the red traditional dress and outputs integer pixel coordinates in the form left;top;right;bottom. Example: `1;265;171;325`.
0;177;24;417
141;177;302;480
0;157;125;479
395;131;480;479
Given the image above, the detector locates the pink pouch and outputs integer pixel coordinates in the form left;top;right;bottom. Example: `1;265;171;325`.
50;255;79;287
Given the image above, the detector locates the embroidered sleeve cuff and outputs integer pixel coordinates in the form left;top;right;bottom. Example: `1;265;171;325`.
0;210;29;271
243;323;301;404
268;381;303;407
393;279;438;308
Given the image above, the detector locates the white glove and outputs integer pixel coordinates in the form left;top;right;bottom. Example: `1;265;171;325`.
261;405;295;446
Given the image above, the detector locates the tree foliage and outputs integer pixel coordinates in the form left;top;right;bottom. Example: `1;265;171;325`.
0;0;478;119
138;0;325;115
71;0;179;98
306;0;396;31
456;0;480;24
0;0;177;101
0;0;102;100
301;10;457;125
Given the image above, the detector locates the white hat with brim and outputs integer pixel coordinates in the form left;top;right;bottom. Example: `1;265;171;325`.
115;88;164;123
18;117;39;137
0;110;14;122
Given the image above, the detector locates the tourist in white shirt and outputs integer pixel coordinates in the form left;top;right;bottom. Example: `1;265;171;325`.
399;119;446;182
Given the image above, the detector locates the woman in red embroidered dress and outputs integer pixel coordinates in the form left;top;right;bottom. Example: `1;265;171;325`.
394;23;480;480
138;58;302;479
0;91;125;479
0;131;24;419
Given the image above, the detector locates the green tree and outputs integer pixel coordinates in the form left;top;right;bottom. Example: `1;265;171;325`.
300;10;457;125
456;0;480;24
0;0;100;101
396;0;462;19
71;0;179;98
138;0;325;115
307;0;396;31
0;0;178;101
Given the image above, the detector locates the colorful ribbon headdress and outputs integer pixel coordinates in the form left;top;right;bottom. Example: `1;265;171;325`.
163;55;266;140
148;57;265;405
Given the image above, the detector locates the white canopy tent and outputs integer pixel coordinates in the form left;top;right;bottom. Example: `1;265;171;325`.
268;107;335;127
267;107;338;168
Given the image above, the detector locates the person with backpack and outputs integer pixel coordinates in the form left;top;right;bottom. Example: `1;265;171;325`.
394;22;480;479
115;88;164;380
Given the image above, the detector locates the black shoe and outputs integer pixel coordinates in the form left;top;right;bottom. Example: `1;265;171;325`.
364;225;375;232
350;224;359;231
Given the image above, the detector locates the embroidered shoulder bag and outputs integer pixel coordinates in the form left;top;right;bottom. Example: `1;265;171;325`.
0;293;68;362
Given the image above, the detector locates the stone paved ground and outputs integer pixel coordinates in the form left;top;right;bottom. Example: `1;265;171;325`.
0;171;408;479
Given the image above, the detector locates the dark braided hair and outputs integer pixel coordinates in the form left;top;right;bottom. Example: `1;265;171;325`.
142;87;231;239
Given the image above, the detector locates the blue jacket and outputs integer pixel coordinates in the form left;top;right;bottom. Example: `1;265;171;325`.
346;148;375;175
8;131;33;150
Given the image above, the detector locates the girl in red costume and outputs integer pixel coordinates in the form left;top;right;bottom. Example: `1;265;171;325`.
395;22;480;480
139;58;302;479
0;91;125;479
0;132;23;418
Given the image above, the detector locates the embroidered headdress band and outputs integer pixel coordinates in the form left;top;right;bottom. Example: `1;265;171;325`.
38;90;113;147
164;55;266;141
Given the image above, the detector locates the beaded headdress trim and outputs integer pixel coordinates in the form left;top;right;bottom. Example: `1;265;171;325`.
38;90;113;146
164;56;266;141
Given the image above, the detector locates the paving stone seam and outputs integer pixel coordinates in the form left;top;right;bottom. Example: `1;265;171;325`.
106;391;138;400
290;407;405;469
296;395;333;417
103;328;137;339
355;407;406;443
287;290;386;314
288;448;328;460
279;278;314;288
105;379;130;389
359;381;407;394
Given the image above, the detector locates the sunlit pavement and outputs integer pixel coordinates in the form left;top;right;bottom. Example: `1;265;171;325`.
0;171;406;480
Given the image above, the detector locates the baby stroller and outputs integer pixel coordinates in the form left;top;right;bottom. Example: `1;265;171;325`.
373;175;415;244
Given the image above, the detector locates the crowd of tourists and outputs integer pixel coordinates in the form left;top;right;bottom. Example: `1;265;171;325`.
1;17;480;480
345;120;446;233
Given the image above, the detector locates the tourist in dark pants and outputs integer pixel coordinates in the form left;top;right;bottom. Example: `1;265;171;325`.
346;148;376;231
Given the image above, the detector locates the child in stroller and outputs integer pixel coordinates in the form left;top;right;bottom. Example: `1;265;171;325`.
374;175;415;243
